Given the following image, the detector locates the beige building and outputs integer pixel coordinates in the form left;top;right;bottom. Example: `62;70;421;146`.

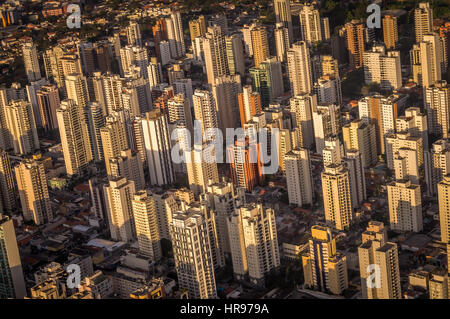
385;132;423;175
186;143;219;196
109;149;145;191
104;177;137;242
312;103;341;154
342;119;377;168
420;33;443;88
438;175;450;243
290;94;316;149
358;221;401;299
387;179;422;232
284;148;314;207
170;210;217;299
227;203;280;286
396;107;428;150
0;214;26;298
273;0;293;44
5;100;39;155
425;81;450;138
132;190;162;262
57;99;92;176
205;181;241;255
189;15;207;42
414;2;433;43
15;159;53;225
201;26;228;84
302;225;348;295
100;117;129;176
321;164;353;230
287;41;313;95
22;42;41;82
153;190;178;241
363;45;402;91
251;25;270;68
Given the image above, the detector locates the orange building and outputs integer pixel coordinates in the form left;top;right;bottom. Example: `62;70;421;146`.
345;20;365;70
227;137;264;192
238;86;262;127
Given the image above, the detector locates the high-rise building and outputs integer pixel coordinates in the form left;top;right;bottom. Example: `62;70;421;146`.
358;94;406;155
205;181;241;255
313;75;342;106
0;214;26;299
186;142;219;196
37;84;60;132
387;179;422;232
227;203;280;286
165;11;186;59
170;210;217;299
225;33;245;77
321;164;353;230
274;23;290;63
22;42;41;83
322;136;344;166
193;90;218;139
238;85;262;127
438;175;450;243
132;190;162;262
426;140;450;196
284;148;313;207
385;132;423;173
287;41;313;95
342;119;377;168
5;100;39;155
344;149;367;208
420;33;443;87
290;94;315;149
425;81;450;138
189;15;207;42
202;25;229;84
363;45;402;91
119;46;149;79
85;102;105;162
298;3;328;44
109;149;145;191
273;0;293;44
345;20;366;70
250;57;284;107
15;158;53;225
126;21;143;47
251;25;270;68
358;221;401;299
212;75;242;133
414;2;433;43
141;109;175;186
100;117;129;176
57;99;92;176
312;103;341;154
302;225;348;295
104;177;136;242
153;190;178;241
0;149;14;214
65;73;89;109
396;107;428;150
382;15;399;49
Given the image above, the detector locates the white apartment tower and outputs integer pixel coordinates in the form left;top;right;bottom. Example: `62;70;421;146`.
170;210;218;299
287;41;313;95
284;148;314;207
104;177;137;242
227;203;280;286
